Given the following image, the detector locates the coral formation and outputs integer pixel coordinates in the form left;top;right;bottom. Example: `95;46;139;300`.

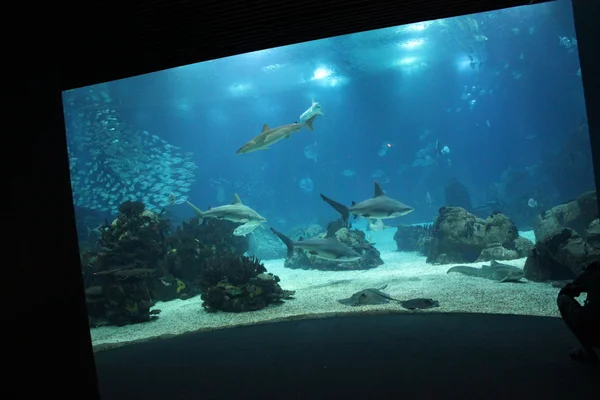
81;201;293;326
425;207;533;264
524;190;600;281
393;224;433;255
283;226;384;271
199;255;295;312
82;201;171;326
164;217;249;285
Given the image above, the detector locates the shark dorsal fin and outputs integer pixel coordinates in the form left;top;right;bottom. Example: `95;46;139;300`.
490;260;499;266
298;236;304;242
374;182;385;197
232;194;243;205
262;124;270;132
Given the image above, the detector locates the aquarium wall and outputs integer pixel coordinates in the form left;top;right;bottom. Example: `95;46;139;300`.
63;0;597;351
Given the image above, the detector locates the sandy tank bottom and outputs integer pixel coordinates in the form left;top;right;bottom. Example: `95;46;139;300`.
90;230;564;352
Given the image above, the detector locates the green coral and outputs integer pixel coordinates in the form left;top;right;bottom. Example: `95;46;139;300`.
176;278;186;293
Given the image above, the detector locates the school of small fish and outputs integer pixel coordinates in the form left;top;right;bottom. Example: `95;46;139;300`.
64;93;197;213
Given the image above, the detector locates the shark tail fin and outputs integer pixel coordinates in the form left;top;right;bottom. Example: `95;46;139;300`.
320;194;350;227
270;228;295;258
304;114;318;131
186;201;205;224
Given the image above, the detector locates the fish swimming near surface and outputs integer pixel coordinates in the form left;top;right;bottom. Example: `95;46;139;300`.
186;194;266;236
320;181;414;227
338;285;440;309
270;227;362;262
236;114;318;154
299;99;325;123
447;260;525;282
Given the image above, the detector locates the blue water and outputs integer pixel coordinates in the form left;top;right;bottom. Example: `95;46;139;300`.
63;0;591;234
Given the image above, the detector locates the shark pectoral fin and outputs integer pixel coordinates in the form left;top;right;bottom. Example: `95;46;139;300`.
285;134;290;139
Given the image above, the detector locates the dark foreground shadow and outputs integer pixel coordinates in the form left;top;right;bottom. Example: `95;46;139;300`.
94;313;598;399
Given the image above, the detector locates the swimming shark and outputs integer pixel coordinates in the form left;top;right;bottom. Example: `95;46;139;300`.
320;182;414;226
447;260;525;282
236;114;318;154
186;194;266;236
270;227;362;262
299;99;324;123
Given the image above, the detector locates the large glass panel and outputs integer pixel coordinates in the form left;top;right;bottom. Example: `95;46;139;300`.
63;0;595;352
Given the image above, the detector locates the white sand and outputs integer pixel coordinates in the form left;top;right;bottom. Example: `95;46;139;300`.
90;229;562;351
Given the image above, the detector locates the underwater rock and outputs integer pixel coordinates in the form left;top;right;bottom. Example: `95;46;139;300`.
426;207;532;264
585;219;600;254
393;224;432;255
476;236;533;262
199;255;295;312
247;227;286;260
533;190;597;242
283;227;384;271
524;221;600;282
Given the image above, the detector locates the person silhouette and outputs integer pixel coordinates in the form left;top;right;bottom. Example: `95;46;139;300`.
557;261;600;364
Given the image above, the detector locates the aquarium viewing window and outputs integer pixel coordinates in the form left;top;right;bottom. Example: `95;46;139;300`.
63;0;596;352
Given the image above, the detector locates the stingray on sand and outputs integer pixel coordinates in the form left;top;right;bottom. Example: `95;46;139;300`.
338;285;440;310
